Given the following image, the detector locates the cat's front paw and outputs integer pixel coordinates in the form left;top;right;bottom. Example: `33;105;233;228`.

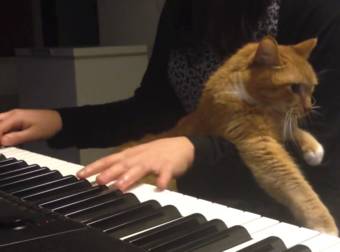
306;218;339;236
303;143;324;166
305;212;338;236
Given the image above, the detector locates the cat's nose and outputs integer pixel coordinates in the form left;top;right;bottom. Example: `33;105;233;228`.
301;99;312;113
303;104;312;113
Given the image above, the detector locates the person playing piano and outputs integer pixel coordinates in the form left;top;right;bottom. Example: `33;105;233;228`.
1;0;340;229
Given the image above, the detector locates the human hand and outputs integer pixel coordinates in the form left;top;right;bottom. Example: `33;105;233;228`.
0;109;62;146
77;137;195;191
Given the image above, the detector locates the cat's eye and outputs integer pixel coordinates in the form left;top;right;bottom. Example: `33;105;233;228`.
289;84;303;94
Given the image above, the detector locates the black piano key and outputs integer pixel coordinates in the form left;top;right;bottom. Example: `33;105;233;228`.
106;205;182;239
0;157;18;166
0;170;62;193
86;200;160;227
0;160;29;172
39;185;109;209
126;214;207;247
0;166;50;185
22;179;92;203
146;219;227;252
0;164;43;179
238;236;287;252
286;245;312;252
11;175;79;198
89;200;181;239
167;225;251;252
65;193;141;223
53;190;133;215
0;154;5;160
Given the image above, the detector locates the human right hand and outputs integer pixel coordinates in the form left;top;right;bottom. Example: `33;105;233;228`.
77;137;195;191
0;109;62;146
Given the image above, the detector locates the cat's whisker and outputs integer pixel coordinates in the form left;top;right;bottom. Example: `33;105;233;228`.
285;111;291;141
317;68;335;78
283;109;295;142
311;105;321;110
309;105;323;118
309;111;322;120
300;114;308;126
311;96;318;106
292;112;298;143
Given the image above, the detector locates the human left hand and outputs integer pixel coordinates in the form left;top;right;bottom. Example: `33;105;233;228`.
77;137;195;191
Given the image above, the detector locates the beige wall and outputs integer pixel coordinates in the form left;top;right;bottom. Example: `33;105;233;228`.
15;46;148;164
0;58;17;95
97;0;165;56
0;57;18;112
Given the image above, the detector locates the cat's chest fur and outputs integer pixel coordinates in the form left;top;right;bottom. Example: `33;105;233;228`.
190;84;288;144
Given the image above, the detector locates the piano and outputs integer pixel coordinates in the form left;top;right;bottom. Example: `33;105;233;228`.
0;147;339;252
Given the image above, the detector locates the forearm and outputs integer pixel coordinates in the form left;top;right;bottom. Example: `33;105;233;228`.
48;0;186;149
48;96;185;149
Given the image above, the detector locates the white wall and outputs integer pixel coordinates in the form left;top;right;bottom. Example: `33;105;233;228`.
97;0;165;56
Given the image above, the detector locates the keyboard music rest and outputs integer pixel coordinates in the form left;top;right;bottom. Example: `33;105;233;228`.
1;147;340;252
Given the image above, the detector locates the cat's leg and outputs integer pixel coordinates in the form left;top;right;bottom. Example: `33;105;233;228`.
294;128;324;166
237;136;338;235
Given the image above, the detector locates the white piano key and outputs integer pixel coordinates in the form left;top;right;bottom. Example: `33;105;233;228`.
224;222;301;251
283;227;319;249
0;147;97;182
299;233;340;252
129;183;262;228
322;242;340;252
242;216;279;234
198;201;261;226
228;221;320;251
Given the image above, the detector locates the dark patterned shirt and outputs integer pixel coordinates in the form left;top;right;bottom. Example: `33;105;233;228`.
168;0;281;112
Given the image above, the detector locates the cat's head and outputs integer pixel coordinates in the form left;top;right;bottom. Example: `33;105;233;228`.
231;36;318;117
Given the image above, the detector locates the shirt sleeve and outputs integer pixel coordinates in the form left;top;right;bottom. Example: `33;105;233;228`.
48;1;186;149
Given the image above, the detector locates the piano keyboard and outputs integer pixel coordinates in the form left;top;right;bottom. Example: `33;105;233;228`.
1;147;340;252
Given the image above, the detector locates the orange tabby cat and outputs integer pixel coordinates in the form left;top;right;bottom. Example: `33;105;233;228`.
120;36;338;235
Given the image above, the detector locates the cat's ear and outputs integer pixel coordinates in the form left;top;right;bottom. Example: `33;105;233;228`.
292;38;318;59
253;36;282;67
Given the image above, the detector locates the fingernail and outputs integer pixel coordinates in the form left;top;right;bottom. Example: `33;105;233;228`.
115;176;128;188
115;179;124;187
96;175;106;185
77;170;85;177
1;137;10;146
156;186;165;192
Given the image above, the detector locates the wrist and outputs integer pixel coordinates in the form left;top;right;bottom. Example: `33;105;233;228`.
45;110;63;138
180;136;195;167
